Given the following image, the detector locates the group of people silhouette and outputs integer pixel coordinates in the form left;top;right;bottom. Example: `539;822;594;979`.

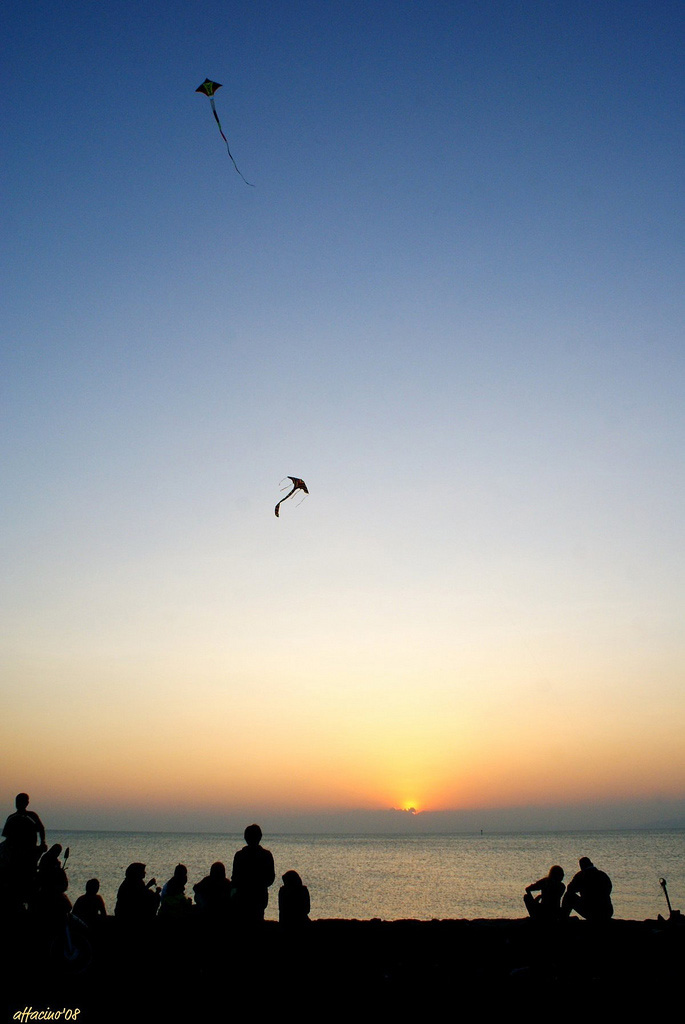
112;823;310;928
524;858;614;922
0;794;73;928
0;796;311;932
2;793;612;933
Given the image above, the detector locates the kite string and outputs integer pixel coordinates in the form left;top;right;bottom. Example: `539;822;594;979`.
210;97;254;187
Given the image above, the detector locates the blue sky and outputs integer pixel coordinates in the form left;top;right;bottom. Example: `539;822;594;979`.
2;1;684;829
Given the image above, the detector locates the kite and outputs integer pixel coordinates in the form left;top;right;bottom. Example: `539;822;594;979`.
275;477;309;517
196;78;253;186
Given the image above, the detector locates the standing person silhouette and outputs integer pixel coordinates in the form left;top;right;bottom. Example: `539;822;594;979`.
231;824;275;926
2;793;47;903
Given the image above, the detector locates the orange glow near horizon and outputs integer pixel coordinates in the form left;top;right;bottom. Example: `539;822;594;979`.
3;610;685;824
4;701;684;822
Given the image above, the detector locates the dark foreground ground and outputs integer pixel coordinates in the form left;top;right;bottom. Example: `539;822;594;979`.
3;914;683;1021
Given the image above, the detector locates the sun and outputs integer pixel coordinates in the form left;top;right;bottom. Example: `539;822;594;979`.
401;801;419;814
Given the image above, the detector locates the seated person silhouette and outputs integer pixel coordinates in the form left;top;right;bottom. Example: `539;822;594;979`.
524;865;565;920
2;793;47;902
193;861;233;921
32;844;71;929
231;824;275;926
561;857;613;921
73;878;107;928
115;863;160;922
278;869;311;928
159;863;193;920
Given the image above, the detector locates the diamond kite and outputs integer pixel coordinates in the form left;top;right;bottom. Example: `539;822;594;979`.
275;477;309;517
196;78;253;186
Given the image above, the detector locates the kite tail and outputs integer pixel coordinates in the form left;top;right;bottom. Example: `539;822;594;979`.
210;98;254;187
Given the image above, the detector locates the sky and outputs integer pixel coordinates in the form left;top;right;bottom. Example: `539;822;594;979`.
2;1;684;832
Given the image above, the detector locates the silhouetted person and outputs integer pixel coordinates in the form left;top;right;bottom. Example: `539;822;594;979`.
524;865;565;921
231;824;275;926
115;862;160;922
32;844;71;930
562;857;613;921
194;861;233;921
278;870;311;928
159;863;193;920
2;793;47;903
73;878;107;928
2;793;47;851
36;844;68;893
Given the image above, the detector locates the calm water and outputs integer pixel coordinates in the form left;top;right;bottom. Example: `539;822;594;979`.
56;829;683;922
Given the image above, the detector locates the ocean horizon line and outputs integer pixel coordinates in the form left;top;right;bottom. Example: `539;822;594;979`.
52;824;685;837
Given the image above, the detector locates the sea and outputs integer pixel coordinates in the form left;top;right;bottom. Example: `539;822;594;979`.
55;828;683;921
